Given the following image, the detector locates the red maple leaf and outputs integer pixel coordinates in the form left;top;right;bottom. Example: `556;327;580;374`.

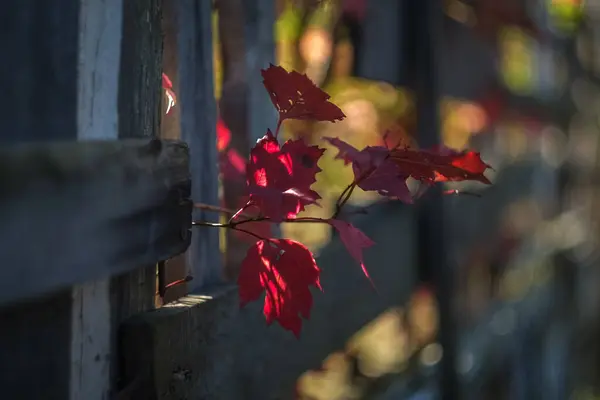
238;239;322;337
328;219;375;280
389;146;492;185
325;137;491;200
261;64;345;127
247;130;324;221
324;137;413;203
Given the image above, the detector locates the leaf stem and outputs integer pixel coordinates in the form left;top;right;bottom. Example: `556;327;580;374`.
194;202;240;216
228;201;254;224
274;118;283;138
193;215;328;228
332;182;357;219
232;226;266;241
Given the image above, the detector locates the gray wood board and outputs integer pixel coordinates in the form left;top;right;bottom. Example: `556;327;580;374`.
0;139;192;306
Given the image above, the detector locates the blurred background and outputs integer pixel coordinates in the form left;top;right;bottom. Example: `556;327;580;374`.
211;0;600;398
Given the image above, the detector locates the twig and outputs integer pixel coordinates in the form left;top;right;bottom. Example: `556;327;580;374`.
233;227;267;241
192;216;327;229
194;202;250;217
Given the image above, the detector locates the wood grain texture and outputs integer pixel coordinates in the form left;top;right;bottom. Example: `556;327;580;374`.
0;139;191;306
112;0;164;319
71;0;124;398
112;0;165;395
178;0;222;288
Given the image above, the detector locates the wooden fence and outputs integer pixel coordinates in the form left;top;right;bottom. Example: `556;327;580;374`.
0;2;415;399
0;0;220;398
3;1;595;400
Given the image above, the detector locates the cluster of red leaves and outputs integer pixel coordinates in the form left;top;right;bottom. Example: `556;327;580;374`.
233;65;492;337
166;66;492;337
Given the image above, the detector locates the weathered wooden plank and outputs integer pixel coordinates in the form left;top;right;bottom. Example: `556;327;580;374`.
178;0;222;288
112;0;163;317
111;1;164;395
0;139;191;306
2;2;90;399
71;281;112;400
70;0;124;398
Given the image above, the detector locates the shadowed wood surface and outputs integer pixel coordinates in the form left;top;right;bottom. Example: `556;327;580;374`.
0;139;191;306
0;0;80;144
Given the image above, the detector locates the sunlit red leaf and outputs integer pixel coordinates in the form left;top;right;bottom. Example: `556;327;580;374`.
389;146;492;185
247;130;325;221
261;64;345;127
238;239;322;337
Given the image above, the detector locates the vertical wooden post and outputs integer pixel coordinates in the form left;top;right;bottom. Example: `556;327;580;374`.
356;0;403;85
217;0;253;279
113;0;163;394
178;0;222;289
1;1;80;399
70;1;123;398
244;0;278;143
408;0;460;398
243;0;279;238
158;0;190;303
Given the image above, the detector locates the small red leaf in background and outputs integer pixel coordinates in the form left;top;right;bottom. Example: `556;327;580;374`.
162;73;173;90
389;146;492;185
238;239;322;337
324;137;413;203
247;130;324;221
324;136;492;202
327;219;375;279
162;73;177;115
261;64;346;126
220;149;247;180
216;118;246;181
216;117;231;151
